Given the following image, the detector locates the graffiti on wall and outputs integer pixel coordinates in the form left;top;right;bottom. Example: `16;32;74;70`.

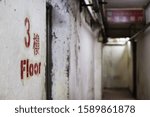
21;17;41;80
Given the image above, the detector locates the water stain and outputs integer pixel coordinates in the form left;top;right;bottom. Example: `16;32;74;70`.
52;32;58;39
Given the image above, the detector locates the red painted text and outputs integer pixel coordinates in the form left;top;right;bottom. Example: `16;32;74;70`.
21;59;41;80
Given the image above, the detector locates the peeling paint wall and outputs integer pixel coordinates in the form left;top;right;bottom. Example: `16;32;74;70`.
47;0;71;100
47;0;102;99
69;14;102;100
102;42;133;89
136;5;150;99
0;0;46;99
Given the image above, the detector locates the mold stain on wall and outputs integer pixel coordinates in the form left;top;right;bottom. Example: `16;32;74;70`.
47;0;102;100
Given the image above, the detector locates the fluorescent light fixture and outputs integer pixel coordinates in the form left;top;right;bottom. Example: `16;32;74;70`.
107;37;130;45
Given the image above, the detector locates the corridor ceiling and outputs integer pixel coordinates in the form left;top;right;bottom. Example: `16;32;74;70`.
104;0;150;38
105;0;149;8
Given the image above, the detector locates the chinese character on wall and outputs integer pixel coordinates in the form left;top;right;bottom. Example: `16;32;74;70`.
33;33;40;55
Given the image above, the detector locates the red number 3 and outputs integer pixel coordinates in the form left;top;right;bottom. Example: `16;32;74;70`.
24;17;30;48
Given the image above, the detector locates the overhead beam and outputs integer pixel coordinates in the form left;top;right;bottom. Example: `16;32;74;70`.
79;0;108;43
108;28;142;31
129;22;150;41
96;0;108;43
144;0;150;9
104;43;126;46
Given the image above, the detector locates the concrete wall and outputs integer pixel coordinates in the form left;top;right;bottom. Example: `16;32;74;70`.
0;0;46;99
47;0;102;99
0;0;102;100
94;38;102;99
136;4;150;99
128;42;133;93
102;41;132;89
69;14;102;100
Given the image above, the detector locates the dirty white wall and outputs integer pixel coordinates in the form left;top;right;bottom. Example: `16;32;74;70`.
102;41;132;89
47;0;102;99
94;38;102;99
69;14;102;100
128;42;133;93
136;4;150;99
0;0;46;99
47;0;71;99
